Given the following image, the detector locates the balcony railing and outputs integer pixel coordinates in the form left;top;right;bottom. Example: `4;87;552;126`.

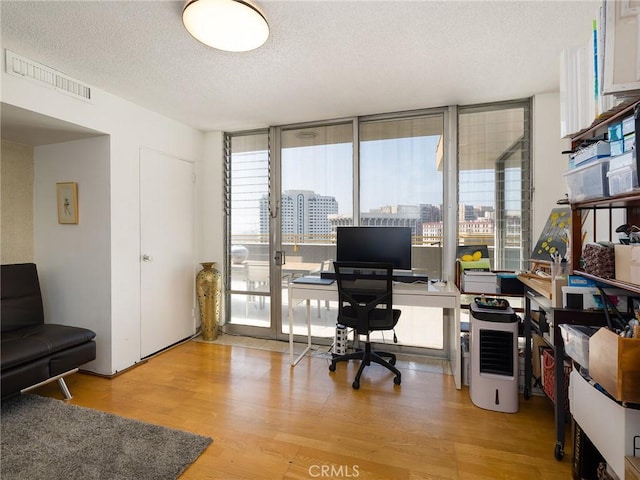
232;232;522;247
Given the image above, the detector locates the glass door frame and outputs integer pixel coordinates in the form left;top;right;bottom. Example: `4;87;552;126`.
269;125;283;341
223;129;280;339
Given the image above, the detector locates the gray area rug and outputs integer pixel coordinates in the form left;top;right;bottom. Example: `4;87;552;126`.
1;394;212;480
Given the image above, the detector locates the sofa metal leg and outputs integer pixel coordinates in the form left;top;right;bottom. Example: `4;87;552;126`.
20;368;78;400
57;378;73;400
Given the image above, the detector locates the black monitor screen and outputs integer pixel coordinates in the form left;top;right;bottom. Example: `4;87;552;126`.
336;227;412;270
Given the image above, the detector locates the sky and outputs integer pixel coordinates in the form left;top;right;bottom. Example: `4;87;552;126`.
281;135;444;215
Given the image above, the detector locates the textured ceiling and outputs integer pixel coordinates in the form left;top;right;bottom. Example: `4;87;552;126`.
1;0;601;134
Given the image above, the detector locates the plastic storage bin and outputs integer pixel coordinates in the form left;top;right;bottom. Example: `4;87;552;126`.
607;151;637;196
571;141;610;166
559;324;597;369
608;164;638;196
608;150;634;170
564;157;610;202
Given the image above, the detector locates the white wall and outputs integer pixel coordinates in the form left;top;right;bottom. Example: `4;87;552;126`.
34;136;112;373
2;54;217;375
532;93;572;244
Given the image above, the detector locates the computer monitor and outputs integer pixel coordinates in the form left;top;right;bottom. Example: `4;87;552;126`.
336;226;412;271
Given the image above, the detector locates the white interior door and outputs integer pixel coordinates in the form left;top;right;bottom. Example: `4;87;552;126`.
140;148;195;358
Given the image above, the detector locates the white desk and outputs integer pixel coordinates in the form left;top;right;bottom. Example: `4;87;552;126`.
288;280;462;389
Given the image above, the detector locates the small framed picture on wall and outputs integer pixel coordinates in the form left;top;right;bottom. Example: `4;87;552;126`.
56;182;79;224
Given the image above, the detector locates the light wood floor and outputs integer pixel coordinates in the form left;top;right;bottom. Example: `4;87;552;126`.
34;339;572;479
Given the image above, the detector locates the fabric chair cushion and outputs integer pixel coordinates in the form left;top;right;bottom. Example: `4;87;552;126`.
340;305;400;332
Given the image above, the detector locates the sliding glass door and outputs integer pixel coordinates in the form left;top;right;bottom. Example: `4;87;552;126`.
278;122;354;339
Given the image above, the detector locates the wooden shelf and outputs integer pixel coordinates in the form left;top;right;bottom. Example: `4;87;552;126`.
569;99;640;274
518;274;553;299
571;191;640;210
571;98;640;145
573;270;640;295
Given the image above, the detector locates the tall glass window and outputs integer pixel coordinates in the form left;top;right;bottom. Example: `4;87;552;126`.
359;113;445;349
458;100;531;271
224;131;271;331
360;114;445;279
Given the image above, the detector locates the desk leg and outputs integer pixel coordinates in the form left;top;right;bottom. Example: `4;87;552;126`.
524;295;532;399
290;298;312;367
306;299;312;352
289;297;295;365
553;325;566;461
452;299;462;390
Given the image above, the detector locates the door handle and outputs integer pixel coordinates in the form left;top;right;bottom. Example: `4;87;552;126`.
142;254;153;262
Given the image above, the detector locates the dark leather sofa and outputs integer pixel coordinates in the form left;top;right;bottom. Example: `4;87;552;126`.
1;263;96;400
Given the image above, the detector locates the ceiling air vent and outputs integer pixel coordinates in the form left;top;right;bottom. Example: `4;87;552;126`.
5;50;91;102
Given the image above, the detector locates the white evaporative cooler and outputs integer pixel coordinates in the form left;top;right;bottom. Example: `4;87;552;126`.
469;297;519;413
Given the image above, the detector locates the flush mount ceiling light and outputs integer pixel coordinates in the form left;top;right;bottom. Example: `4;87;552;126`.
182;0;269;52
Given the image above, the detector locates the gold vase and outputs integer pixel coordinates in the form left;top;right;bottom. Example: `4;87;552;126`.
196;262;221;341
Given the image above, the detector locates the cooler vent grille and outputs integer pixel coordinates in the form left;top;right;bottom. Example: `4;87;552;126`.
479;330;514;376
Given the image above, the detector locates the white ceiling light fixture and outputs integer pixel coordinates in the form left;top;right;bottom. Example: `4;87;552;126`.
182;0;269;53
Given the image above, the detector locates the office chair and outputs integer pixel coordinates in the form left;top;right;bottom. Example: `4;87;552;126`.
329;261;401;389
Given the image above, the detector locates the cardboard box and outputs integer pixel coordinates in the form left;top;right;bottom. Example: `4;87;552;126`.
609;122;624;142
589;327;640;403
532;332;547;379
461;271;496;293
614;244;640;285
571;140;611;166
627;457;640;480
